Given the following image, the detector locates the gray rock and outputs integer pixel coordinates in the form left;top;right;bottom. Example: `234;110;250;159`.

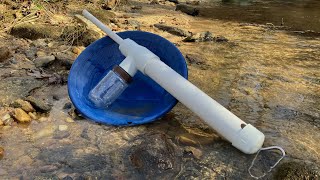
53;130;70;139
214;35;229;42
53;52;74;69
154;24;191;37
125;19;141;30
34;55;55;68
183;31;214;42
24;46;37;60
175;4;199;16
26;96;52;113
31;39;47;47
63;102;73;110
0;47;11;62
0;77;44;106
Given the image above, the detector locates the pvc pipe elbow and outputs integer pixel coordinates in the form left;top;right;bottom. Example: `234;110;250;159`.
119;38;160;74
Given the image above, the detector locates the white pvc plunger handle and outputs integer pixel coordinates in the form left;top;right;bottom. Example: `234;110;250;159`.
118;39;265;154
83;10;265;154
82;10;124;44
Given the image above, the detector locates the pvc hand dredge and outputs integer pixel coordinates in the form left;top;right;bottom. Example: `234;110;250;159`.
83;10;264;154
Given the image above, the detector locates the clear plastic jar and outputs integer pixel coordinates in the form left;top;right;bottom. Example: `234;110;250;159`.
89;66;131;108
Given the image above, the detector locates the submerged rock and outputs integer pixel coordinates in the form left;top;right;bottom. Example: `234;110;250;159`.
175;4;199;16
11;99;35;112
126;133;182;179
13;108;31;123
154;24;191;37
26;96;52;113
0;47;11;62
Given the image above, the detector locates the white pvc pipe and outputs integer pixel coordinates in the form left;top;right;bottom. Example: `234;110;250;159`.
82;10;124;44
118;39;265;154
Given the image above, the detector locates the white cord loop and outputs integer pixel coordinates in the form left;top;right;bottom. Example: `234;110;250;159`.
248;146;286;179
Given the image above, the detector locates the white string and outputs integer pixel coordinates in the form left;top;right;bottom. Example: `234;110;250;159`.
248;146;286;179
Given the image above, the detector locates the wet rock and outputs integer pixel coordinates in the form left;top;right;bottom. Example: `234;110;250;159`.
1;114;14;126
0;77;44;106
0;147;4;159
183;31;214;42
274;161;320;180
63;102;73;110
26;96;52;113
13;108;32;123
28;112;37;120
52;94;60;101
39;164;59;173
184;146;203;159
31;39;47;47
34;55;56;68
154;24;191;37
33;125;56;139
11;99;35;112
214;35;229;42
0;47;11;62
1;114;11;122
59;125;68;131
175;4;199;16
53;130;70;139
126;133;182;179
65;117;75;123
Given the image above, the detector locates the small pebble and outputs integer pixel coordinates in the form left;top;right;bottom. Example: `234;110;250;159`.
2;126;11;130
1;114;11;121
59;125;68;131
14;108;31;123
38;117;47;122
28;112;37;120
63;102;72;110
0;147;4;159
185;146;203;159
65;117;75;123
